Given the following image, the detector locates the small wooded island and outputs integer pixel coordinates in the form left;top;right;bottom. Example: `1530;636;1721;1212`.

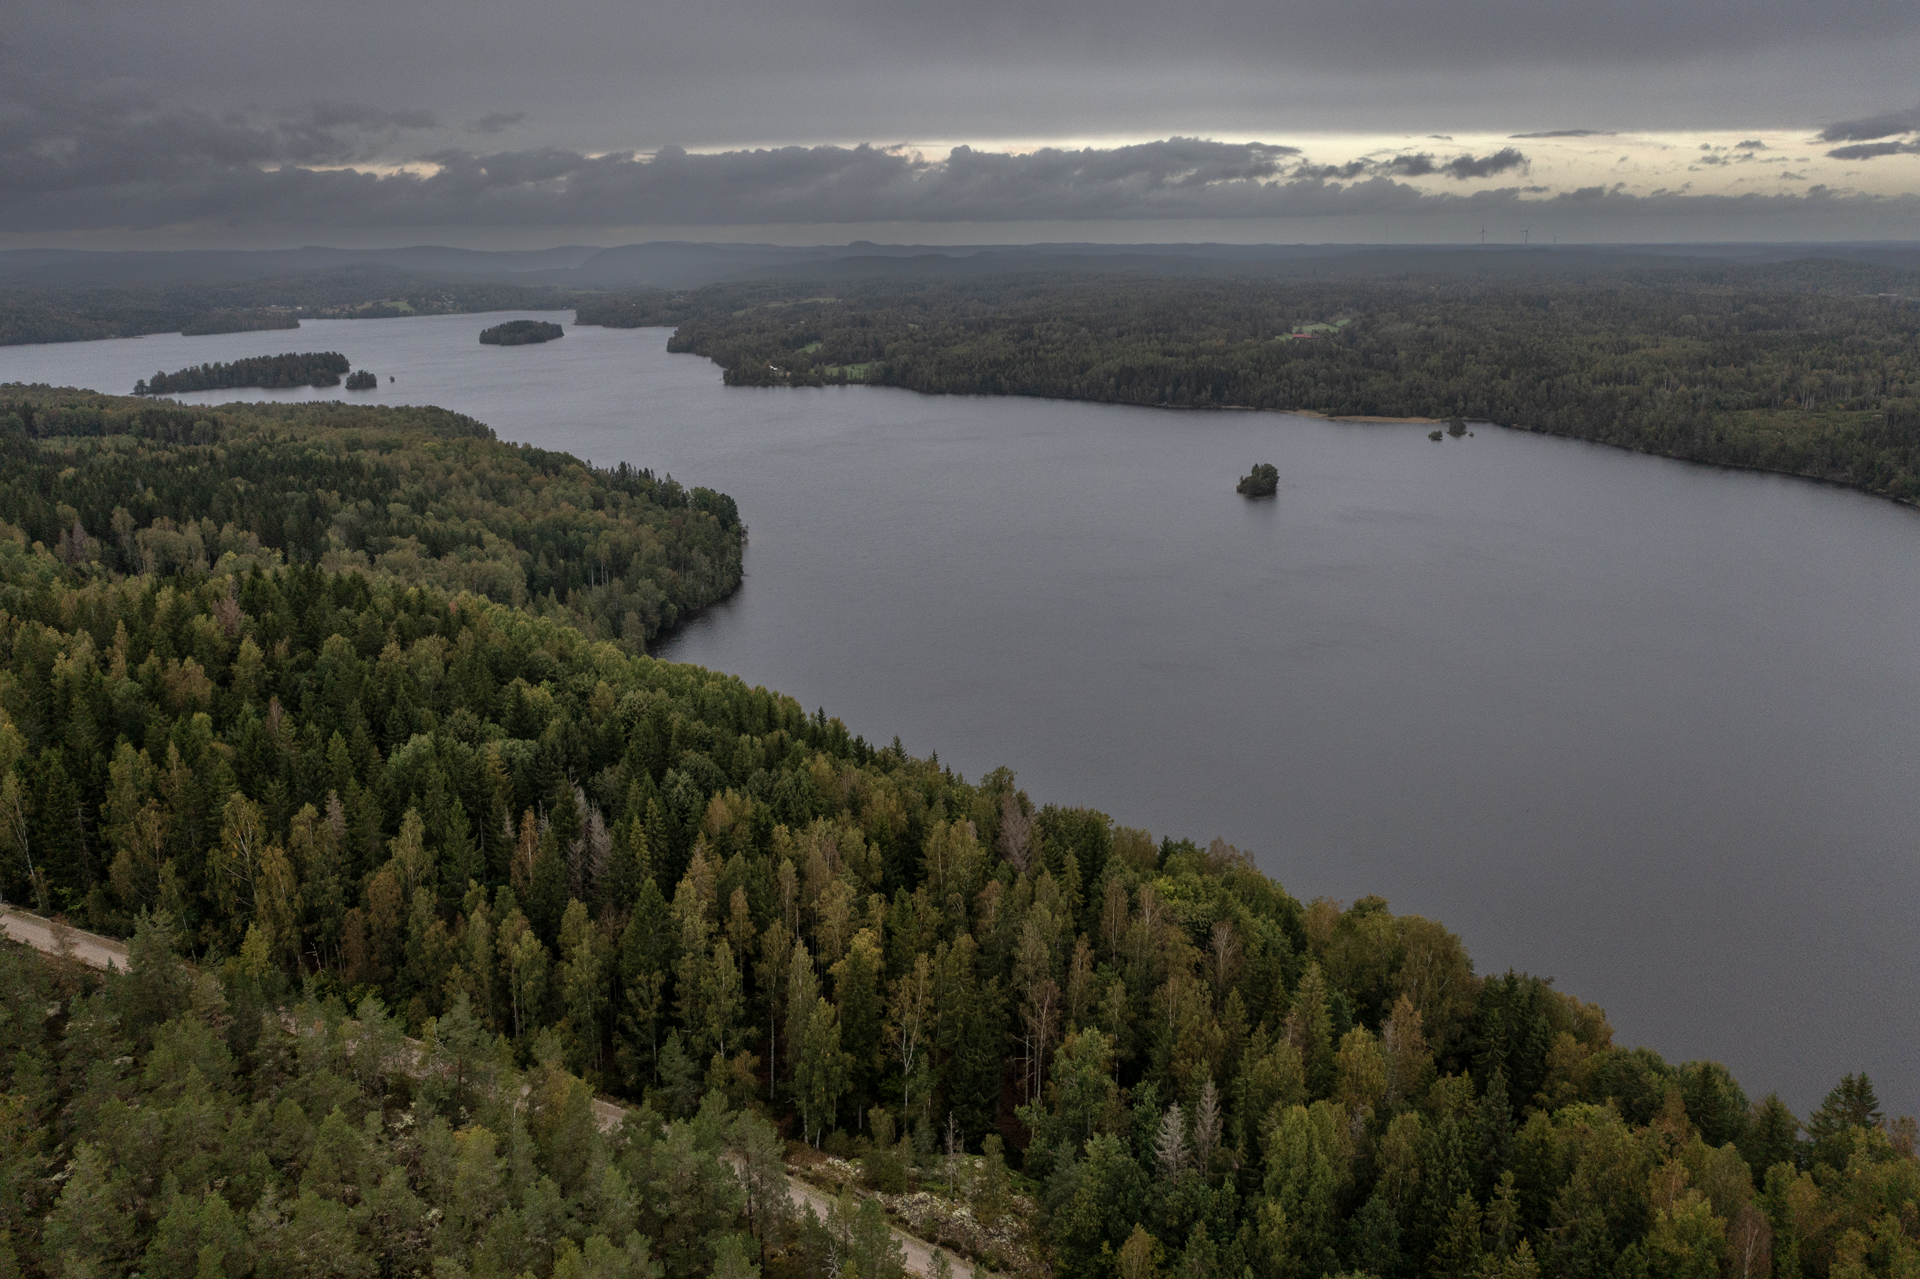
132;351;349;395
479;318;565;345
1237;461;1279;496
344;369;378;390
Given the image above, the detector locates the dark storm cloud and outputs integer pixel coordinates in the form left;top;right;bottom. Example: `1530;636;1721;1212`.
1826;140;1920;161
1444;148;1530;179
1815;107;1920;142
1381;148;1529;179
0;89;447;206
1300;149;1527;182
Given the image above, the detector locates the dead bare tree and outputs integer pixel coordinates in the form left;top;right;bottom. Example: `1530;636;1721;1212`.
997;791;1033;873
1209;920;1241;994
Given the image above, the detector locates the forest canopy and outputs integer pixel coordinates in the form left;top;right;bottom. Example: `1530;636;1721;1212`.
0;387;742;649
0;388;1911;1279
179;307;300;336
577;259;1920;506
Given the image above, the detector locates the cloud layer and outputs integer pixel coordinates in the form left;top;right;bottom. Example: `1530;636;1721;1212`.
2;118;1913;242
1815;105;1920;162
5;0;1920;160
1817;106;1920;143
2;0;1915;246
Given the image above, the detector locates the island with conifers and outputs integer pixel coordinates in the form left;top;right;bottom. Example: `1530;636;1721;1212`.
479;318;565;345
1237;461;1279;497
131;350;350;395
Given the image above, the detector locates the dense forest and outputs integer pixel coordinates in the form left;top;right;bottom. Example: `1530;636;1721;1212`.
578;260;1920;505
482;320;567;346
0;388;742;649
0;389;1914;1279
0;266;579;345
1;933;886;1279
135;352;353;396
180;308;301;337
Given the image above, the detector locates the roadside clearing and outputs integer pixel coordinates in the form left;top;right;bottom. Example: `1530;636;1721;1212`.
0;904;988;1279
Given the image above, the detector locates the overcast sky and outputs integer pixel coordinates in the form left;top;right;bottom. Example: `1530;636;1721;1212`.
5;0;1919;247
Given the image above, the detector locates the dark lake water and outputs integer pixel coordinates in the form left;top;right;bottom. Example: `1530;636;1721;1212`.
6;312;1918;1118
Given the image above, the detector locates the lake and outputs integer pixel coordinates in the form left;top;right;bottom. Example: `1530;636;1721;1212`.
5;311;1918;1118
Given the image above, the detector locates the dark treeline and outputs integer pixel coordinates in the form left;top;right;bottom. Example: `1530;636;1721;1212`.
0;396;1912;1279
179;308;301;336
481;320;566;346
0;388;742;649
136;352;353;396
0;265;580;345
580;259;1920;505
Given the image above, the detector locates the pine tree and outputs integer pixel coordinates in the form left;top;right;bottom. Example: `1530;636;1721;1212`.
1429;1191;1485;1279
558;899;607;1075
43;1142;137;1279
618;878;671;1086
1807;1073;1882;1169
1285;963;1336;1100
441;798;479;914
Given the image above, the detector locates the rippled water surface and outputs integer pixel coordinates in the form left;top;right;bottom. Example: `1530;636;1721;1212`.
6;312;1919;1116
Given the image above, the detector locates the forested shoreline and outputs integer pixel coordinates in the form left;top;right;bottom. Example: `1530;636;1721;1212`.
0;386;1914;1279
578;261;1920;506
0;388;742;648
0;266;578;346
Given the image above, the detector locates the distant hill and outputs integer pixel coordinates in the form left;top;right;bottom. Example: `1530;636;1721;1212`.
0;263;579;345
7;240;1920;346
0;244;602;288
14;239;1920;295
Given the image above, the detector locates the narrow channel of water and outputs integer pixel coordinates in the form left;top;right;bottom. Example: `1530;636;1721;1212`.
6;313;1917;1116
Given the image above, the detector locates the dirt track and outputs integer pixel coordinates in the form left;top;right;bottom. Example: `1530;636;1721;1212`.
0;906;983;1277
0;906;129;970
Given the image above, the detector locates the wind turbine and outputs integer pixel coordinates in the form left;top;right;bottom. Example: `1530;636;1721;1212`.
1523;228;1531;246
1479;223;1487;247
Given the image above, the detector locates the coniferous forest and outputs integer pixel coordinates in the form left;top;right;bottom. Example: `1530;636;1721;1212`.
0;384;1915;1279
577;260;1920;506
